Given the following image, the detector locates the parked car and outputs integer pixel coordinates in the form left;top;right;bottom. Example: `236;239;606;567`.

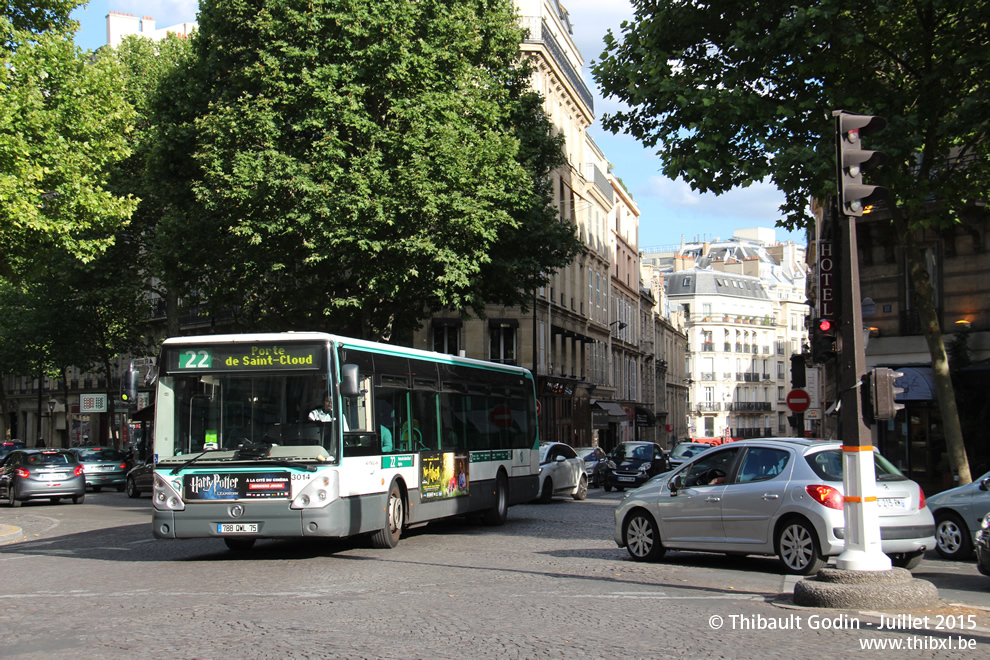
125;456;156;498
603;441;669;491
976;512;990;578
536;442;587;503
69;447;129;492
576;446;607;487
0;449;86;506
667;442;712;470
613;438;935;575
924;471;990;560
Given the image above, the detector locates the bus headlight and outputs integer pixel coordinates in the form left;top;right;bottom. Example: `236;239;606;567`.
153;474;185;511
291;472;338;509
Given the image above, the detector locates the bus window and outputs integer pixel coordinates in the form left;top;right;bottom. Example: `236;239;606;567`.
409;390;438;452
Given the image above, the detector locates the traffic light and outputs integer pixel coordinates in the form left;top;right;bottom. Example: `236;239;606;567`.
120;366;139;405
869;367;904;420
834;111;888;216
811;317;837;364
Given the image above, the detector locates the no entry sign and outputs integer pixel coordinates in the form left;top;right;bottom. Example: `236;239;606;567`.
786;389;811;413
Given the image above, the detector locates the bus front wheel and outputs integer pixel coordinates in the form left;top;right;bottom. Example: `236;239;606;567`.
371;482;404;549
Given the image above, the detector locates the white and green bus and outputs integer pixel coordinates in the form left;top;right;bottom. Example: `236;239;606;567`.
147;332;539;550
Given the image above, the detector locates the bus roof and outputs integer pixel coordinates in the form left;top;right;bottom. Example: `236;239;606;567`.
160;332;534;378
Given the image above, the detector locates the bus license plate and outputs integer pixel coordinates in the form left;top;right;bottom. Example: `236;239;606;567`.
217;523;258;534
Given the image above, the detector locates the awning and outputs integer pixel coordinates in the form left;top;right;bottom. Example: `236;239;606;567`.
431;317;462;328
131;404;155;422
488;318;519;328
593;400;627;421
635;407;656;427
894;366;934;401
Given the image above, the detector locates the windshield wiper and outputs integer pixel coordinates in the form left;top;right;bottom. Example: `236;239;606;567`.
170;450;212;475
242;458;317;473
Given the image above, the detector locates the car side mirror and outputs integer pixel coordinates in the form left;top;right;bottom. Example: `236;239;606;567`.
979;477;990;492
668;473;685;494
555;456;566;463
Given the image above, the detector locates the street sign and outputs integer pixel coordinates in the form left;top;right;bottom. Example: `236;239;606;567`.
786;389;811;413
489;404;513;430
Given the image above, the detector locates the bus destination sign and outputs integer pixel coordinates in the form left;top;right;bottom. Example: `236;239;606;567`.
166;343;323;373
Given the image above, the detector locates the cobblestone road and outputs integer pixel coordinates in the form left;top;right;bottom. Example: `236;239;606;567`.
1;489;989;658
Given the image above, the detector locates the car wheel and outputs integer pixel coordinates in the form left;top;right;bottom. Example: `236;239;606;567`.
624;511;666;562
776;518;826;575
935;512;973;560
370;481;404;549
572;475;588;501
224;537;256;552
92;486;102;493
71;494;85;504
126;477;140;498
481;473;508;526
8;486;21;508
603;482;613;492
889;550;925;570
539;477;554;504
115;484;126;493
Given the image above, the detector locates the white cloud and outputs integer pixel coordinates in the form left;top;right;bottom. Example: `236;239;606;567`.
640;177;786;219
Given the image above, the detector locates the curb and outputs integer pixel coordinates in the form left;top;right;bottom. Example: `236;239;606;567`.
0;523;24;545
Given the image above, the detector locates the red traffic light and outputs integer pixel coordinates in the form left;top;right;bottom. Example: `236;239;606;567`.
817;318;834;333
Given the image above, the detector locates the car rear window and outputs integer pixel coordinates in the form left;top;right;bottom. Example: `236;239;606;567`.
76;448;125;461
805;449;907;482
26;452;77;465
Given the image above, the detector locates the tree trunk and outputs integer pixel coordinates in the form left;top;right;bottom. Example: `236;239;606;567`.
895;214;972;485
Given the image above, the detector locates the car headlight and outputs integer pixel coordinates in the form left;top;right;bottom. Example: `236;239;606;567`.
981;513;990;531
606;460;616;470
639;462;652;473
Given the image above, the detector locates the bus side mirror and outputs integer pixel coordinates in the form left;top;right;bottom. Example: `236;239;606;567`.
340;364;361;397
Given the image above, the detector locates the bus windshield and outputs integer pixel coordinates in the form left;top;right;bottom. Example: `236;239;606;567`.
157;371;337;459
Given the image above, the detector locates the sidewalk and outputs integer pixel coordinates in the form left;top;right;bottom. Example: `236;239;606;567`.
0;523;23;545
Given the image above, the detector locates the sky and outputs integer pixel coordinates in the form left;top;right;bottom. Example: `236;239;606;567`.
69;0;806;251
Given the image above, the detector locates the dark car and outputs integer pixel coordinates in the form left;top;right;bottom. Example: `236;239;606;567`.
977;512;990;578
1;449;86;506
125;456;156;498
70;447;130;492
0;441;25;461
667;442;713;470
603;441;668;492
576;446;607;487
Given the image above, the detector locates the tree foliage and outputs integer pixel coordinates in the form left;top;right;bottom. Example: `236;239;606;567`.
593;0;990;482
151;0;579;341
593;0;989;227
0;1;137;281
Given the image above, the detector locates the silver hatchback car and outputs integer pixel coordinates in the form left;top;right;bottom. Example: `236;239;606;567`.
614;438;935;574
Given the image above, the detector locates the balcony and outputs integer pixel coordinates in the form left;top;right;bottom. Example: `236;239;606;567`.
519;18;595;112
696;402;721;412
701;342;715;352
730;402;773;412
699;372;717;381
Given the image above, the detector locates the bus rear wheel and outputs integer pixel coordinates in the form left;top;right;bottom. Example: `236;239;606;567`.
482;473;508;526
371;482;404;549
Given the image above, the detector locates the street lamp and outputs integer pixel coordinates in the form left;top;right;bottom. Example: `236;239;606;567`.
47;399;56;448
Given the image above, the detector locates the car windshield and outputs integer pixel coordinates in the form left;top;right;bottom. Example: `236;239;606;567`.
670;444;707;460
613;444;651;460
805;449;908;482
539;444;552;462
75;448;125;462
26;452;76;465
577;448;599;461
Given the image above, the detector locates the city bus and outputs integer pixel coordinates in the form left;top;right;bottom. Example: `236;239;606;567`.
146;332;540;550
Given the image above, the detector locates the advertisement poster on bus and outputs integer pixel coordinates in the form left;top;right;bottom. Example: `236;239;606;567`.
420;451;470;502
183;472;292;500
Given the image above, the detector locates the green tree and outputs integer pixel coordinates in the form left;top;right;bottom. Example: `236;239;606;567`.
0;1;137;281
152;0;579;341
593;0;989;484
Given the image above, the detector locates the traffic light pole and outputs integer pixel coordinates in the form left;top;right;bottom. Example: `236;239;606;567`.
834;205;891;571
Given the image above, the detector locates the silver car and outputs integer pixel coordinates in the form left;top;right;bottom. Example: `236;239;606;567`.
613;438;935;574
70;447;130;492
1;449;86;506
924;471;990;560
